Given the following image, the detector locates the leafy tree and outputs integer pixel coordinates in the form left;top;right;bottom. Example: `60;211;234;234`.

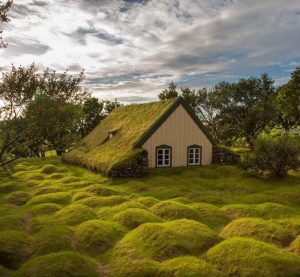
0;0;13;48
275;67;300;130
159;82;178;100
243;133;300;178
82;97;104;135
103;100;122;114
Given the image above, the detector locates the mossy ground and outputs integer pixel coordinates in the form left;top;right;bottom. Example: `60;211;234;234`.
0;157;299;276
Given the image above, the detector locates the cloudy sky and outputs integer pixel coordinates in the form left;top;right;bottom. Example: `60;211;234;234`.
0;0;299;102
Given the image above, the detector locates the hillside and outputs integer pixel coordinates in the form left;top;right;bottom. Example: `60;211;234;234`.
0;157;300;276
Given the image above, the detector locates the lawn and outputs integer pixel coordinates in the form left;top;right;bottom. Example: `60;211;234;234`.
0;157;300;276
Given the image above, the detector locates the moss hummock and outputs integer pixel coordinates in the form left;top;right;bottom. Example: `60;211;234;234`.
14;251;99;277
289;235;300;255
77;196;126;208
205;237;300;277
27;192;71;205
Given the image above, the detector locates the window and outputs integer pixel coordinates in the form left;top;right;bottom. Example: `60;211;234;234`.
188;145;202;166
156;145;172;167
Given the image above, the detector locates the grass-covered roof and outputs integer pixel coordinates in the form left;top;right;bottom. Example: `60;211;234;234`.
63;98;177;175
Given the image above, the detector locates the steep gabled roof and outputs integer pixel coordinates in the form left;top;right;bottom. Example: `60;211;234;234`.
63;97;214;175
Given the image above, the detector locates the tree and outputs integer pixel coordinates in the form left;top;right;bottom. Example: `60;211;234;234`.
243;133;300;178
159;82;178;100
275;67;300;130
82;97;104;135
0;0;13;48
103;100;122;114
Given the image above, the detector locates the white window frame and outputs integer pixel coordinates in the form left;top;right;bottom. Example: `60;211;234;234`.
156;146;171;167
188;146;201;166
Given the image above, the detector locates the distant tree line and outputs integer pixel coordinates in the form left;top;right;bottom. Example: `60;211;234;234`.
0;64;121;168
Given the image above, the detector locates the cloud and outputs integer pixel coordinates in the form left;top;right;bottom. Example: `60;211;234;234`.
0;0;299;102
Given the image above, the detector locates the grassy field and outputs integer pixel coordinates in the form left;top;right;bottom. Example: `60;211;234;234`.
0;157;300;276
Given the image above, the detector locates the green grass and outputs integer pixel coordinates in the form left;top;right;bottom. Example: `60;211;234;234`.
0;156;299;276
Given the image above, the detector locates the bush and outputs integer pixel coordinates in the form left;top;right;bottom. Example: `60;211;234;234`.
220;218;294;246
0;230;31;269
33;225;74;255
242;133;300;177
14;251;99;277
74;220;126;256
289;235;300;255
55;204;96;225
113;219;220;261
159;256;221;277
205;237;300;277
113;208;163;229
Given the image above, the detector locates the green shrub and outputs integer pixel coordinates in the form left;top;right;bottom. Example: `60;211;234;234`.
134;196;160;208
74;220;126;256
220;218;294;246
113;219;220;261
27;192;71;205
5;191;31;206
191;203;230;228
33;225;74;255
55;204;96;225
14;251;99;277
77;196;126;208
0;230;31;269
85;184;122;196
159;256;221;277
289;235;300;255
242;133;300;177
151;201;200;221
113;208;163;229
205;237;300;277
28;203;61;216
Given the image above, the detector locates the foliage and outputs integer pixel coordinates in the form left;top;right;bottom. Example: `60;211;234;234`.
0;0;13;48
242;133;300;177
158;82;179;100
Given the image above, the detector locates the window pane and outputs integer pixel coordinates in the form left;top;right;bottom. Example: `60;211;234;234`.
157;150;163;155
195;148;200;154
195;159;199;164
189;159;193;164
157;160;162;165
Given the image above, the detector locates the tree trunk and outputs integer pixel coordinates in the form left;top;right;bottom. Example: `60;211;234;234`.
56;148;65;156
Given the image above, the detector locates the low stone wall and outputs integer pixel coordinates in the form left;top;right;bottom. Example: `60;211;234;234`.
212;145;240;164
108;152;149;178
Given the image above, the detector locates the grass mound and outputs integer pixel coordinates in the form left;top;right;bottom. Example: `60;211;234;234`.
72;192;93;201
289;235;300;255
14;251;99;277
48;173;65;180
159;256;220;277
77;196;126;208
276;217;300;237
33;225;74;255
28;203;61;216
74;220;126;256
205;237;300;277
221;202;296;219
85;184;122;196
34;186;63;196
27;192;71;205
151;201;200;221
220;218;294;246
0;230;31;269
191;203;230;229
134;196;160;207
113;208;163;229
40;164;58;174
113;219;220;261
60;176;80;184
5;191;31;206
55;204;96;225
0;215;21;231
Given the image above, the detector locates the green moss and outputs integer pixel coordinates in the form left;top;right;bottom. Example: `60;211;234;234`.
28;203;61;216
14;251;99;277
190;203;230;229
113;219;220;261
220;218;294;247
205;237;300;277
151;201;200;221
33;225;74;255
60;176;80;184
134;196;160;207
27;192;71;205
159;256;221;277
54;204;96;225
5;191;31;206
0;230;31;269
74;220;126;256
276;217;300;237
0;182;18;193
72;192;93;201
113;208;163;229
289;235;300;255
34;186;64;196
0;215;21;231
40;164;59;174
0;265;10;277
85;184;122;196
47;173;65;180
77;196;127;208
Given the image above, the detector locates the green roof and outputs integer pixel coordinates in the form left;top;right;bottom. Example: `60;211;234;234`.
63;98;177;174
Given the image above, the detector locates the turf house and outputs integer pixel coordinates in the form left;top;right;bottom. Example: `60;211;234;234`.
63;97;215;177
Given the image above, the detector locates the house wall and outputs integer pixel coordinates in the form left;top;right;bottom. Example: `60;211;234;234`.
142;104;213;168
